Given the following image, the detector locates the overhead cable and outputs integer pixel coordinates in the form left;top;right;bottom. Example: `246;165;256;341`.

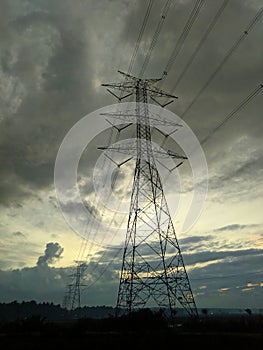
181;5;263;118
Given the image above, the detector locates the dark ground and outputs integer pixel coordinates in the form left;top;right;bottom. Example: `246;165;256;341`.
1;331;262;350
0;309;262;350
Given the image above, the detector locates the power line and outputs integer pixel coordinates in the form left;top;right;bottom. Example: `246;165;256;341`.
66;2;263;310
63;121;126;308
161;0;205;81
78;132;126;259
200;84;263;146
172;0;229;91
82;248;122;291
74;128;136;282
170;83;262;170
118;0;154;100
117;0;137;72
181;5;263;118
139;0;174;78
76;1;158;283
150;81;261;181
127;0;154;76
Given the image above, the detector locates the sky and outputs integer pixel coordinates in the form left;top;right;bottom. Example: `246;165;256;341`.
0;0;263;310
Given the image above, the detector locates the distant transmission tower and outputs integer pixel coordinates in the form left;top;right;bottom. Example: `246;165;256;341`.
62;260;86;310
102;71;198;319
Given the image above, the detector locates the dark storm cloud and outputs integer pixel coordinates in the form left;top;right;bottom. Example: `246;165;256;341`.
188;248;263;304
152;0;263;152
183;248;263;308
0;242;67;302
183;247;263;266
122;0;262;95
0;0;97;206
0;0;262;209
115;0;263;206
89;244;263;278
0;242;119;305
0;264;70;303
0;244;262;307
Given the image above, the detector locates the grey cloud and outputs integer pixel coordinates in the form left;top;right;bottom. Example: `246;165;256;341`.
214;224;261;232
0;265;70;304
180;235;214;245
118;0;262;205
183;247;263;267
86;244;263;281
0;0;262;208
1;245;262;307
186;248;263;308
0;0;97;206
179;231;261;253
214;224;250;232
188;249;263;292
0;245;119;305
61;199;101;223
0;0;262;308
206;141;263;202
12;231;26;238
37;242;63;267
211;151;263;186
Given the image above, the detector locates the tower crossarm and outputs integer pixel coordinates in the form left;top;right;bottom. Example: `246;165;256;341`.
102;70;178;104
145;86;178;99
101;82;135;91
100;112;181;128
118;70;162;84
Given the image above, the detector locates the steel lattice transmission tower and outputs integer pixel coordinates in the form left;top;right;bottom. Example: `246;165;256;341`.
62;260;86;310
102;71;198;319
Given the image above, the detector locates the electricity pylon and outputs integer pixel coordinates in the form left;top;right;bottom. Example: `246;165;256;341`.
62;260;86;310
102;71;198;319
